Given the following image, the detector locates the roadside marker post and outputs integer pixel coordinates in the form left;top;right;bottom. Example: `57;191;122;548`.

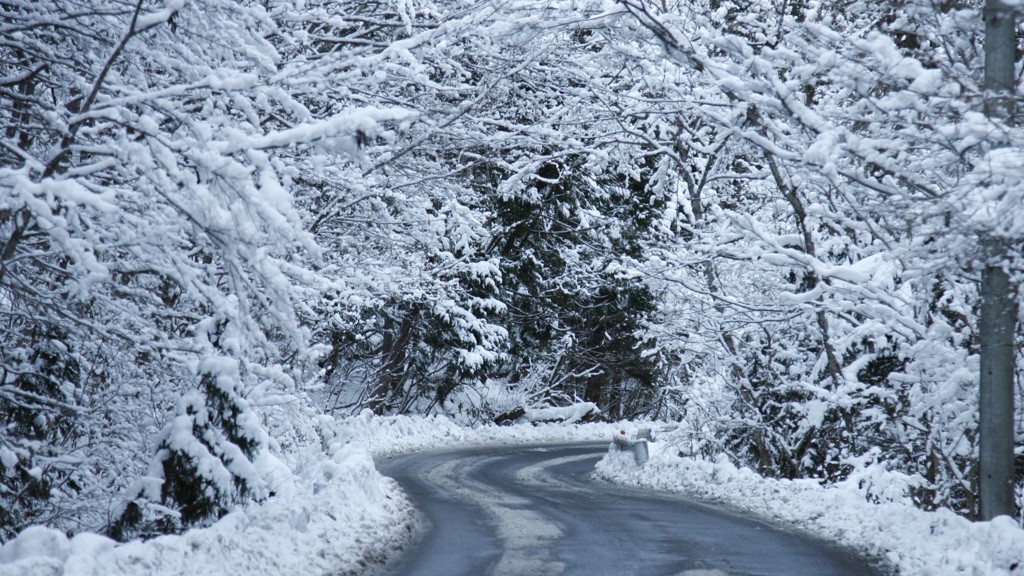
612;429;650;466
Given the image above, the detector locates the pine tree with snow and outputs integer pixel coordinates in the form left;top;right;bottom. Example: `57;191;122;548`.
109;321;267;540
0;329;79;541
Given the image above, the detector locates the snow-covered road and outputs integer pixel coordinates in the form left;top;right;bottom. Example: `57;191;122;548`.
378;443;884;576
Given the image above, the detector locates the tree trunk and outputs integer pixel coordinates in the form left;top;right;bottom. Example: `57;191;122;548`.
368;311;416;415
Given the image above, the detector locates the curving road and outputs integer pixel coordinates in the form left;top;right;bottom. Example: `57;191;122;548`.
377;443;885;576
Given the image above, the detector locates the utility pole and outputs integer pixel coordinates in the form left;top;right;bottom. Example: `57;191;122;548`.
978;0;1018;522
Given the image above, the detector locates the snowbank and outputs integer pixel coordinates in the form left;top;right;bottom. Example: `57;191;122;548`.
596;441;1024;576
0;410;615;576
339;408;615;458
0;441;410;576
16;411;1017;576
521;401;599;424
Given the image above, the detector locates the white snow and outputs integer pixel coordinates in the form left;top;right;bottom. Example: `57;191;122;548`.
343;408;617;458
0;447;17;470
0;411;614;576
521;402;600;424
0;439;407;576
5;413;1021;576
0;527;70;565
596;437;1024;576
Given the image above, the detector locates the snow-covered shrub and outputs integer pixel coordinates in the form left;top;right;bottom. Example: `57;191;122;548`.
836;449;925;505
110;348;267;540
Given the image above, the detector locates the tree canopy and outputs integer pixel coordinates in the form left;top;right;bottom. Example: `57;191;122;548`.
1;0;1021;539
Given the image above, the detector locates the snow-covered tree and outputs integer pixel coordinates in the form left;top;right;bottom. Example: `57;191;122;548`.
615;0;1023;516
0;0;384;539
109;318;267;539
2;0;1019;540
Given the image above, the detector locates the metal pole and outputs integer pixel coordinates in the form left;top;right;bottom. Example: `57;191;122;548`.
979;0;1018;521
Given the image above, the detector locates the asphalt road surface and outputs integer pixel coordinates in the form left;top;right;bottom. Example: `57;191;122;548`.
377;443;886;576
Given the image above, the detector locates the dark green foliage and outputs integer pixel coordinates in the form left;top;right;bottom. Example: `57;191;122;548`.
320;252;507;415
104;500;143;543
2;336;78;443
725;326;860;483
726;337;809;479
157;441;229;531
200;371;260;460
575;280;660;419
488;154;664;418
0;457;56;542
108;359;264;541
0;329;80;541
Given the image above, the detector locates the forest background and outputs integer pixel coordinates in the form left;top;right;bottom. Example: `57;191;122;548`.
1;0;1022;542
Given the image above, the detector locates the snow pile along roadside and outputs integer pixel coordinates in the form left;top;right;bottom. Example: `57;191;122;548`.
337;406;615;458
0;409;614;576
0;439;412;576
595;440;1024;576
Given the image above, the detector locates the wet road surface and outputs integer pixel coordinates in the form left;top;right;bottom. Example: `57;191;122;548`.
377;443;885;576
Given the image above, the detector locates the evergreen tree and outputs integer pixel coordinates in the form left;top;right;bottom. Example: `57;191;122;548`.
109;320;266;540
485;154;663;418
0;328;79;541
